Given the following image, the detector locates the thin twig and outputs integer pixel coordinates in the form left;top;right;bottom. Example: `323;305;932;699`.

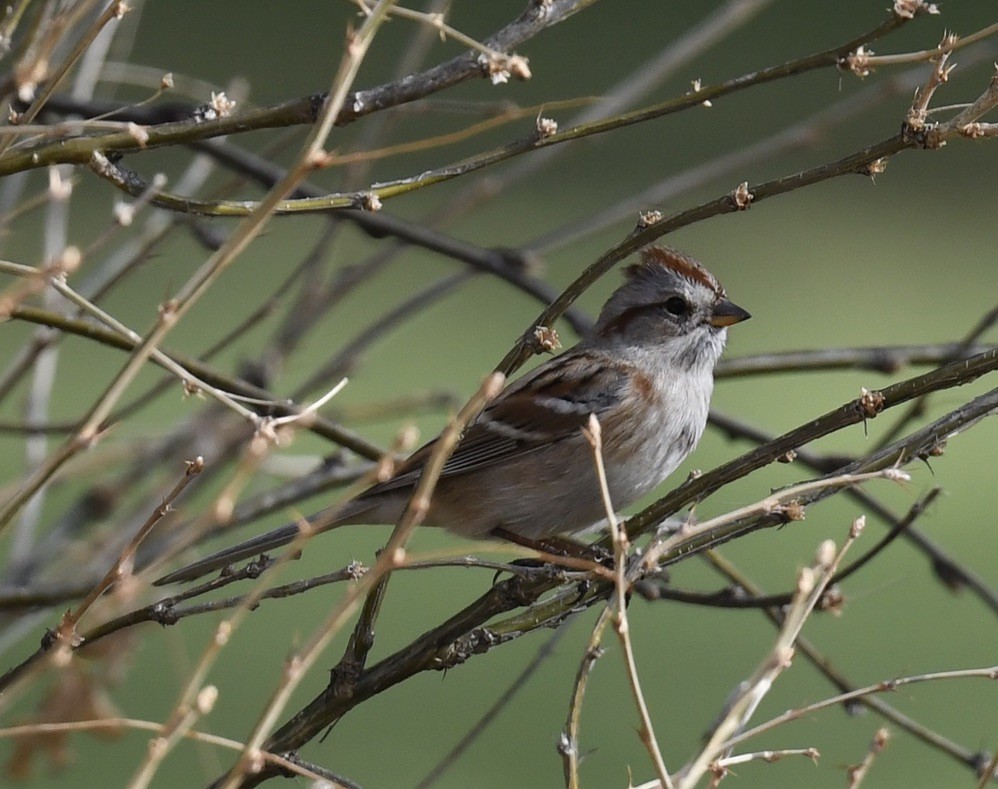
724;666;996;753
977;749;998;789
59;457;203;636
583;415;672;788
862;21;998;66
678;519;863;788
0;716;332;783
714;343;996;378
846;728;890;789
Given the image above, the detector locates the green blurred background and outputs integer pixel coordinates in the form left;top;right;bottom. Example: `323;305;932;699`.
0;1;995;787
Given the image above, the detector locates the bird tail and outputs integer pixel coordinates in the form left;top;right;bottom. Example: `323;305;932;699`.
153;506;352;586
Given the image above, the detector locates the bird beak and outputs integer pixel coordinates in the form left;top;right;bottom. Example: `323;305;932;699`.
709;299;751;328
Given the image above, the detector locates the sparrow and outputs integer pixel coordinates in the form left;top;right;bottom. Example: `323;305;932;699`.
156;245;749;585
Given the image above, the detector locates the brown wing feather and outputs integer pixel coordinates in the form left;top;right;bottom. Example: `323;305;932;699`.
356;351;632;499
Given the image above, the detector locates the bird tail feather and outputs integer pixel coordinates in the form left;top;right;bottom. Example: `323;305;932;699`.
153;504;356;586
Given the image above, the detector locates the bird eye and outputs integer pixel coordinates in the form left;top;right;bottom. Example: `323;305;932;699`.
663;296;689;316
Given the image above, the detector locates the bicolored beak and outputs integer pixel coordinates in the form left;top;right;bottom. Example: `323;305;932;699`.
709;298;751;328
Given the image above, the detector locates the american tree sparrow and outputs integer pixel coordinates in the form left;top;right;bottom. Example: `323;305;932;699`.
157;246;749;585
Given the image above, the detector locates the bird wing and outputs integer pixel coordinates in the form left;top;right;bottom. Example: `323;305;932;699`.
358;350;631;498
